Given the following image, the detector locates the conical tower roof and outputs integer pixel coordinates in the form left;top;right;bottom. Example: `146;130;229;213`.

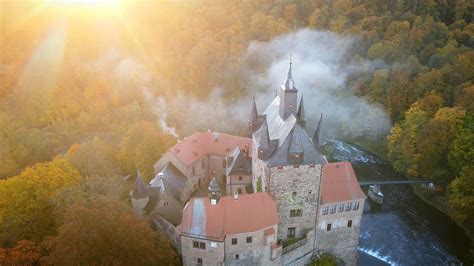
250;96;259;123
208;177;220;193
297;94;305;122
314;113;323;146
132;170;148;199
283;58;296;91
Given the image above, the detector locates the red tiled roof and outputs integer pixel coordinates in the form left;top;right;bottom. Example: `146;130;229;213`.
321;162;366;204
170;132;252;166
178;193;278;241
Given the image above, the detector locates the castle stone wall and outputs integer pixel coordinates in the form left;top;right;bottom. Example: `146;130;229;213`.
315;199;365;265
268;164;322;241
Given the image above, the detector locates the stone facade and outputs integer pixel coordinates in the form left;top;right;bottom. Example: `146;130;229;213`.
180;225;278;266
223;226;278;265
226;174;252;195
268;164;322;241
315;199;365;265
180;236;225;266
131;194;149;216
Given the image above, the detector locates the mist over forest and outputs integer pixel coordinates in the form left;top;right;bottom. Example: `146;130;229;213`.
0;0;472;264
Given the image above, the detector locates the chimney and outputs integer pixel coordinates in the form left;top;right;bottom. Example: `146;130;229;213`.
233;192;239;200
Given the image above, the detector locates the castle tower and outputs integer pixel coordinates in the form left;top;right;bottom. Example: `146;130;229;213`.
208;177;221;205
251;59;326;241
131;170;149;216
279;60;298;119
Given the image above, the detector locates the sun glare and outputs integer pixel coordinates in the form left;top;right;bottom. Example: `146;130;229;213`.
44;0;124;17
48;0;119;6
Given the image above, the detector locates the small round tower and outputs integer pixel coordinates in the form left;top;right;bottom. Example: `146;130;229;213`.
208;177;221;205
130;170;149;216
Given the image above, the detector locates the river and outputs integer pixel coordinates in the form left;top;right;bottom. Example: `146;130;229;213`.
326;140;472;265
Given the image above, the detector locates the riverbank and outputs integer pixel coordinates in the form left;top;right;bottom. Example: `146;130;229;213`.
412;185;474;244
350;138;474;259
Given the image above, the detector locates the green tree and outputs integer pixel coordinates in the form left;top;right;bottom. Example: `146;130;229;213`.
448;165;474;222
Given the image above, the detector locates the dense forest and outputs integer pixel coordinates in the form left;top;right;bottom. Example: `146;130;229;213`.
1;0;473;264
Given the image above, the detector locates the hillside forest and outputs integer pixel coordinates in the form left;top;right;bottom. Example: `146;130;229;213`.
0;0;473;264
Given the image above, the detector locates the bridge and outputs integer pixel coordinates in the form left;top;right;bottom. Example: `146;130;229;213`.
359;180;435;186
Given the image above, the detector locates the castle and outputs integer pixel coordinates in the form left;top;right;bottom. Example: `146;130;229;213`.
131;62;366;265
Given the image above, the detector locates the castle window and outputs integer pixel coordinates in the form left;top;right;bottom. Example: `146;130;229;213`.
308;190;312;195
277;166;283;170
322;207;329;215
193;241;206;250
246;236;252;243
290;209;303;217
309;164;316;168
346;203;352;211
235;254;240;260
287;227;296;238
192;166;195;176
202;159;205;170
327;223;332;231
330;206;336;214
239;176;243;181
338;204;344;212
231;238;237;245
348;220;353;228
237;188;242;194
197;258;203;265
222;159;226;168
353;202;360;210
292;191;297;198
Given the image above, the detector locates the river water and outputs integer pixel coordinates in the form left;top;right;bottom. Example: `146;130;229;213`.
326;140;472;265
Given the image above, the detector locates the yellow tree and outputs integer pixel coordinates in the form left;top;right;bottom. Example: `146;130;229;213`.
117;122;174;181
47;201;180;265
0;159;81;246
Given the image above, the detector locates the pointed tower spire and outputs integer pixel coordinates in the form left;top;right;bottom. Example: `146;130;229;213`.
249;95;262;135
297;94;306;127
132;170;148;199
251;95;258;122
287;53;293;80
280;55;298;119
314;113;324;146
284;56;295;91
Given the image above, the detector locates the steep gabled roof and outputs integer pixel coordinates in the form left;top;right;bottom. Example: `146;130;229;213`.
259;95;325;166
226;146;252;176
178;193;278;241
321;162;366;205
